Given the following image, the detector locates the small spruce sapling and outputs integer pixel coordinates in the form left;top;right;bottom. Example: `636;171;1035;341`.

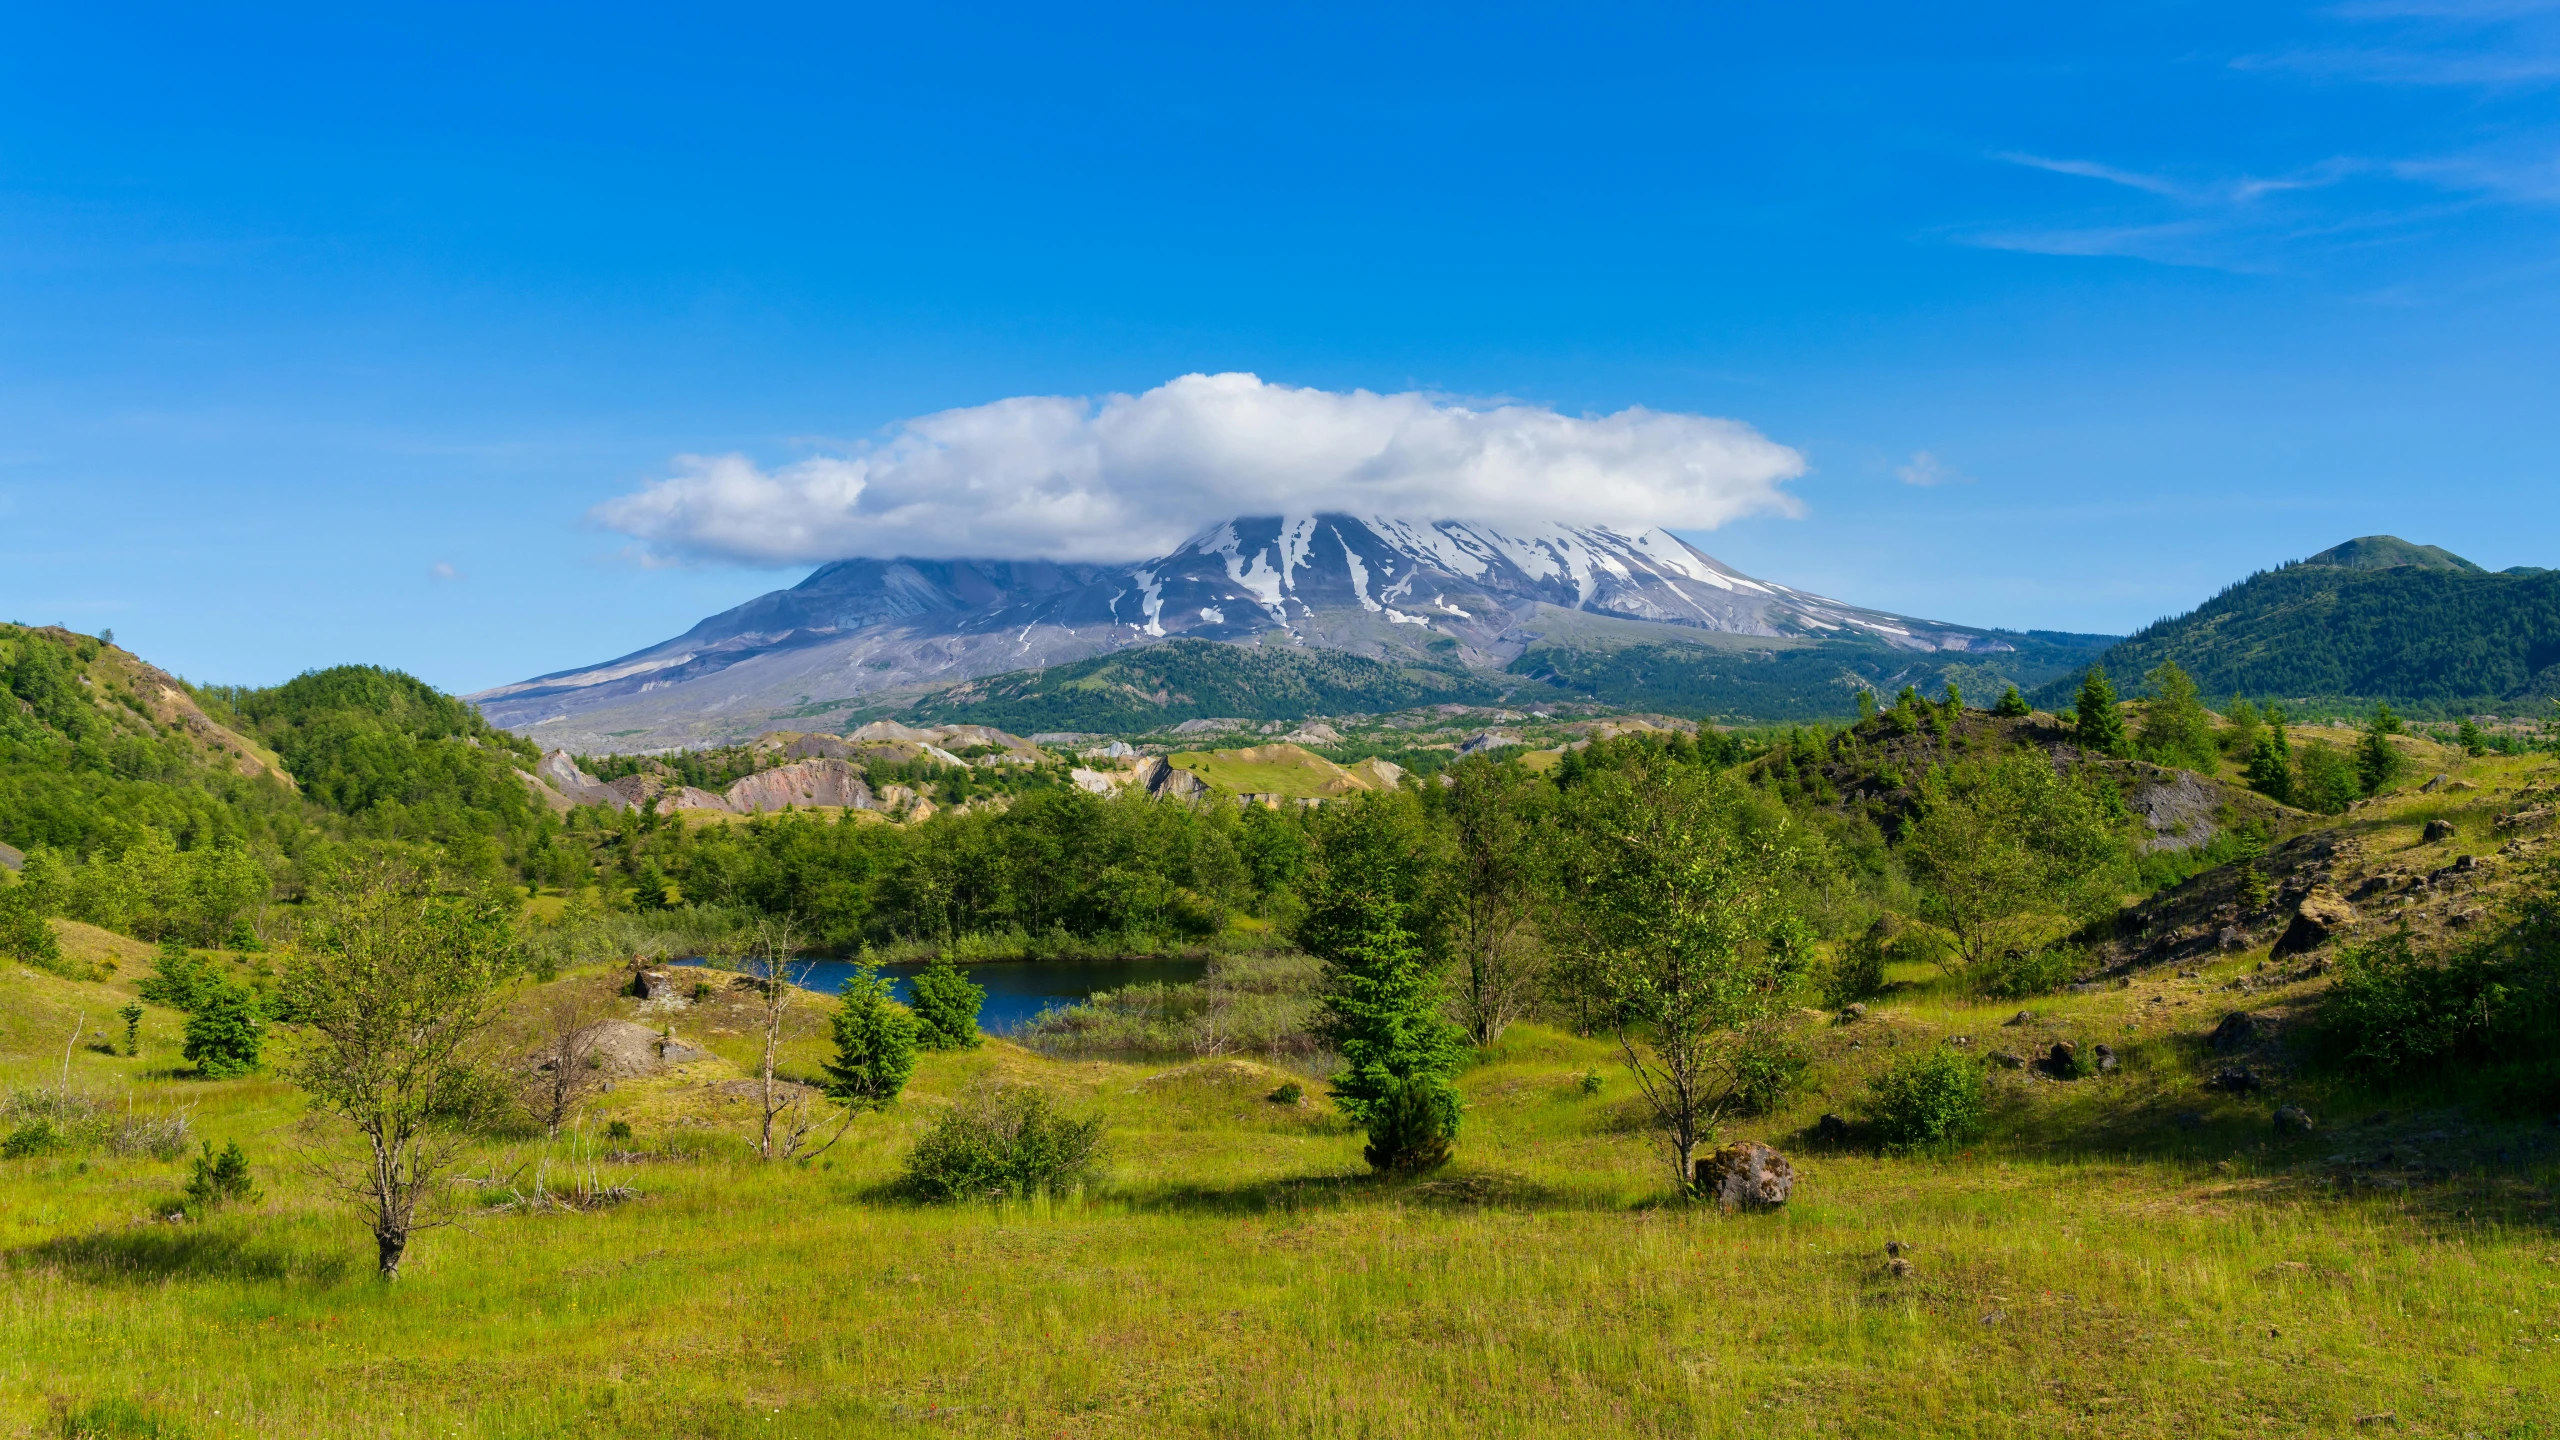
2457;717;2486;757
908;955;985;1050
182;977;264;1078
184;1139;260;1212
119;1002;143;1057
2356;703;2407;797
2246;707;2296;805
2074;667;2127;757
1991;684;2032;719
822;956;919;1108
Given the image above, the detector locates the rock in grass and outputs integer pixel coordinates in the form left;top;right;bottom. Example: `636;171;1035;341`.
1693;1141;1794;1211
2274;1105;2314;1134
2003;1010;2034;1027
2209;1011;2261;1053
1839;1003;1868;1023
2208;1066;2262;1093
1989;1050;2025;1069
2273;887;2358;957
1813;1113;1851;1145
2421;818;2457;844
2091;1043;2119;1074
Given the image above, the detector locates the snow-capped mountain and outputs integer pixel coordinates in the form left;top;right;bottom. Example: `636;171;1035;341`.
471;516;2020;750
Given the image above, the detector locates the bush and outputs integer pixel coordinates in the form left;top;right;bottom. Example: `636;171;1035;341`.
182;1139;259;1212
1722;1024;1811;1116
1267;1080;1303;1104
1973;945;2084;999
1360;1073;1456;1174
137;942;219;1012
0;880;64;973
2294;742;2361;815
2319;930;2508;1078
902;1085;1105;1201
907;956;985;1050
1863;1046;1989;1153
1823;921;1888;1008
3;1118;69;1159
181;979;263;1078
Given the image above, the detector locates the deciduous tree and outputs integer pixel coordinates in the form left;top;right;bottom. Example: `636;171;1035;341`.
282;865;516;1279
1546;754;1814;1195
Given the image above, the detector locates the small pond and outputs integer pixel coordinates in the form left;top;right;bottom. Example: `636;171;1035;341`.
676;956;1208;1034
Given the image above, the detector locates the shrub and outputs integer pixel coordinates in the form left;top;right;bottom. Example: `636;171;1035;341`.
1973;945;2084;999
137;942;218;1012
3;1119;69;1159
2319;930;2508;1078
1722;1023;1811;1116
0;879;64;973
907;956;985;1050
182;1139;259;1212
1823;921;1888;1008
1267;1080;1303;1104
902;1085;1104;1201
1360;1073;1456;1174
1863;1046;1989;1153
180;979;263;1078
2293;742;2361;815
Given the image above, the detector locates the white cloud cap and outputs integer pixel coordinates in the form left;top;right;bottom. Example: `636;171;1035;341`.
591;372;1806;565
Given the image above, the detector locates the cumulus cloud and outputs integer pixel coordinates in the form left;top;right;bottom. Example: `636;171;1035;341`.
589;372;1807;566
1895;451;1963;486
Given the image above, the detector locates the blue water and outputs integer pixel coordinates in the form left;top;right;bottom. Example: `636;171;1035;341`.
675;956;1208;1033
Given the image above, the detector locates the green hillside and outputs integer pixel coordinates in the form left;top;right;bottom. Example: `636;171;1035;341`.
2034;536;2560;715
1509;630;2113;722
870;637;1522;731
2;626;571;942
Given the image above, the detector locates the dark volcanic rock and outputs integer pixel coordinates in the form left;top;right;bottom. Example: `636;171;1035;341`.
2209;1011;2263;1054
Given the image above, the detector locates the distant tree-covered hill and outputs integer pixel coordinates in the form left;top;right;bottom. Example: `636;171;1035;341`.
2032;536;2560;715
871;639;1520;731
1508;631;2113;723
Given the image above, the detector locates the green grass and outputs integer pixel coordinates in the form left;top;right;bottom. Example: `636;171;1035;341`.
5;933;2559;1437
1165;744;1383;800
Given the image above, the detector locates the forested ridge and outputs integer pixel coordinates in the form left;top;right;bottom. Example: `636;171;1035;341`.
2037;552;2560;714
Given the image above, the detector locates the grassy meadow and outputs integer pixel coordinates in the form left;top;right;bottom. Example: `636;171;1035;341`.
6;926;2558;1439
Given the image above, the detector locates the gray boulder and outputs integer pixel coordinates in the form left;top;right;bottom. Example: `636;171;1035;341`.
1693;1141;1795;1210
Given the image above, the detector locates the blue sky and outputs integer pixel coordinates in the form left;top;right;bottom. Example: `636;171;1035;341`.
4;2;2557;693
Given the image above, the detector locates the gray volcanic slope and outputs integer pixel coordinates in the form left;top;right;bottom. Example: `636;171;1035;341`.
472;515;2025;751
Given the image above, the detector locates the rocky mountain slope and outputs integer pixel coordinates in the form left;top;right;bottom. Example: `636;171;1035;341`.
2034;535;2560;716
473;515;2074;750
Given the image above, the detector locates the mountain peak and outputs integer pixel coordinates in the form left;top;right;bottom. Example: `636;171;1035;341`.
471;512;2028;750
2302;535;2484;574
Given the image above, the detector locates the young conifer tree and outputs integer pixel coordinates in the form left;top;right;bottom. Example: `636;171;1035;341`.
1991;684;2032;718
824;957;919;1109
2074;667;2127;757
907;954;985;1050
1298;793;1466;1172
2136;661;2217;772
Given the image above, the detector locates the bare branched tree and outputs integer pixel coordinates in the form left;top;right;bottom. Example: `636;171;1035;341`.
519;980;616;1136
283;864;515;1278
733;914;856;1164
